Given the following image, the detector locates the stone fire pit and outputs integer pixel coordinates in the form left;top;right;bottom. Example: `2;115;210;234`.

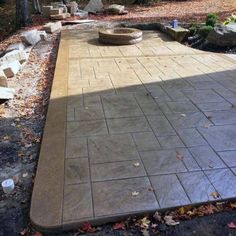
98;28;143;45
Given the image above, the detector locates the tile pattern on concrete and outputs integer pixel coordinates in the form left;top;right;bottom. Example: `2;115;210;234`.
31;29;236;230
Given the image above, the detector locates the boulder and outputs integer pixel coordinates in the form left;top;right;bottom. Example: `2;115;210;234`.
84;0;103;13
1;61;22;78
43;21;62;33
207;23;236;47
21;30;41;46
42;6;53;18
0;50;28;65
0;70;7;87
107;4;126;14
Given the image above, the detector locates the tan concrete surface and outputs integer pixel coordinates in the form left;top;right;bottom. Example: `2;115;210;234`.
31;29;236;231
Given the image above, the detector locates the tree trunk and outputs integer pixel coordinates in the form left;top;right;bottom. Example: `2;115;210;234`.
32;0;41;14
16;0;31;29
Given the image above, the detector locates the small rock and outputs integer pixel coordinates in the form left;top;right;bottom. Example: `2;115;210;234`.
38;31;47;41
84;0;103;13
43;21;62;33
20;29;41;46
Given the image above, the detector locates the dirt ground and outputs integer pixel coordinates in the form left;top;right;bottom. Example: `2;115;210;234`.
88;0;236;23
0;33;59;236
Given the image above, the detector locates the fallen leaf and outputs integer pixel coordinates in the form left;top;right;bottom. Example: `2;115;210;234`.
176;151;184;161
204;123;212;129
33;232;42;236
132;191;139;196
228;222;236;229
113;222;125;230
164;215;180;226
202;204;218;215
178;206;185;215
208;161;213;168
230;202;236;208
3;135;11;141
211;191;220;199
141;228;150;236
81;222;97;233
133;162;140;167
20;228;28;236
141;216;150;228
22;173;28;178
153;211;162;222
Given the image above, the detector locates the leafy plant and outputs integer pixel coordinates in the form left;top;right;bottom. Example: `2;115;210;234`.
198;25;213;38
206;13;218;27
189;23;198;36
224;14;236;25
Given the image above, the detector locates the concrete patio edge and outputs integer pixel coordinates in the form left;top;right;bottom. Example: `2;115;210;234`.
30;32;68;230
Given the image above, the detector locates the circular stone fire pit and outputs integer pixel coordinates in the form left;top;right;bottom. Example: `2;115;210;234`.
98;28;143;45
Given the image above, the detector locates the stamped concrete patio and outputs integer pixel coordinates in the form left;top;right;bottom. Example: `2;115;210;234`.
30;29;236;231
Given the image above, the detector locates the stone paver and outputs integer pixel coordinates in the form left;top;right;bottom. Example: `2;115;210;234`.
31;29;236;230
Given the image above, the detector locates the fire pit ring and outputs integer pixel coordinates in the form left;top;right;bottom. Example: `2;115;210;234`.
98;28;143;45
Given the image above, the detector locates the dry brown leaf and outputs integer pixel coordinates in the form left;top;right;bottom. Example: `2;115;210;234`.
228;222;236;229
176;151;184;161
164;215;180;226
113;222;125;230
132;191;139;196
153;211;162;222
133;162;140;167
230;202;236;208
211;191;220;199
141;216;151;228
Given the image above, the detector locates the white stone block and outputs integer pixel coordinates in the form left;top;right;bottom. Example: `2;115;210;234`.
21;29;41;46
0;50;28;65
1;61;22;78
43;21;62;33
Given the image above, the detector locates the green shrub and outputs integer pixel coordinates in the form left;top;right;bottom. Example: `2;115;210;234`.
189;25;198;36
198;25;213;38
206;13;218;27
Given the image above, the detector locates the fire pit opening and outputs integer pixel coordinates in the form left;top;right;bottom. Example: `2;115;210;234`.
98;27;143;45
